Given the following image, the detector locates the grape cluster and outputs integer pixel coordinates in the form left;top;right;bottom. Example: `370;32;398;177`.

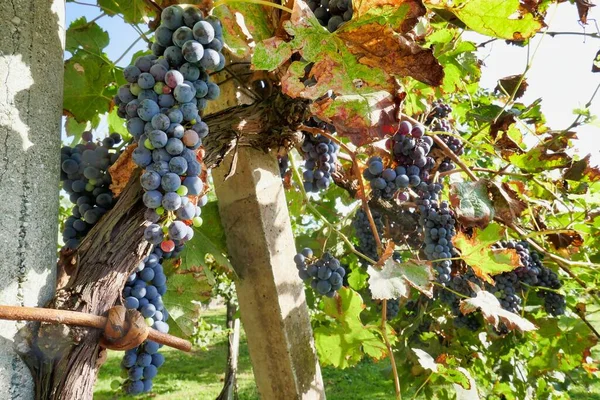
300;133;339;193
306;0;353;32
417;184;458;284
384;298;400;320
60;132;122;249
426;100;452;121
426;102;463;173
352;209;384;262
121;245;170;394
294;248;346;297
494;240;566;316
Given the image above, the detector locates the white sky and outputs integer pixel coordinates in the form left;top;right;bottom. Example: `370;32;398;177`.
65;2;599;165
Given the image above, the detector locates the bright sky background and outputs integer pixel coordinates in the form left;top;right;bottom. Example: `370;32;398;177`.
65;2;599;166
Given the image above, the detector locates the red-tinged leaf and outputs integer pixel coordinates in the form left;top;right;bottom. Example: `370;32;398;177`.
575;0;596;24
495;74;528;99
547;230;584;251
449;181;495;229
460;285;537;332
311;91;398;146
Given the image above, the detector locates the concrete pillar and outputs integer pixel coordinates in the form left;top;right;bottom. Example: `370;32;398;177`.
0;1;65;399
213;147;326;400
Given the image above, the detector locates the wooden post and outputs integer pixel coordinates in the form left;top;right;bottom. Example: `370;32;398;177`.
0;1;65;399
213;147;326;400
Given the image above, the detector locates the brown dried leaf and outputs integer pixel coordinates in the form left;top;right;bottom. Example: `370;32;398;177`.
495;74;528;99
547;230;584;250
337;25;444;87
460;285;537;332
575;0;596;24
109;143;137;197
486;179;527;223
564;154;600;182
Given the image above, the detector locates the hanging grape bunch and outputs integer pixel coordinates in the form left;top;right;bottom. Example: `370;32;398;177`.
294;248;346;297
426;101;463;173
362;121;432;201
300;133;339;193
59;131;123;249
113;4;222;394
306;0;353;32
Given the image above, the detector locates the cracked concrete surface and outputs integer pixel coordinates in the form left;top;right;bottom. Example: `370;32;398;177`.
0;1;65;399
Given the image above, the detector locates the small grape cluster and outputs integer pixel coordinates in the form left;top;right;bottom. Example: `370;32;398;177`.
352;208;384;262
363;157;423;200
60;132;122;249
417;184;458;284
426;101;463;173
426;100;452;121
306;0;353;32
385;298;400;320
294;248;345;297
121;246;170;394
300;133;339;193
494;240;566;316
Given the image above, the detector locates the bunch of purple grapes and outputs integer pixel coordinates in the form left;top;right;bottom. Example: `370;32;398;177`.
294;248;345;297
417;183;458;285
300;133;339;193
426;101;463;173
306;0;353;32
352;208;384;262
59;131;122;249
120;245;170;395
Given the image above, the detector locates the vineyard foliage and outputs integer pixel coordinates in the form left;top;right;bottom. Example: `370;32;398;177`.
60;0;600;398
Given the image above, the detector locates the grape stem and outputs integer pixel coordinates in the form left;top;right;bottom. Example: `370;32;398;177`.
299;124;384;258
213;0;293;13
381;300;402;400
288;152;378;266
143;0;163;13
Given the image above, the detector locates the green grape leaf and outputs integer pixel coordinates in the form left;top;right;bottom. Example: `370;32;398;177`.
449;180;495;229
63;52;117;122
214;3;275;58
178;201;233;272
508;143;572;172
425;0;544;40
162;272;212;338
453;223;521;283
66;17;110;56
314;288;386;368
98;0;150;24
107;107;130;140
347;266;369;291
367;258;433;300
460;287;537;332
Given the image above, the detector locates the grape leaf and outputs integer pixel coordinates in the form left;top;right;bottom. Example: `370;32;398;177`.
564;154;600;182
315;288;387;368
453;223;520;283
214;3;275;58
412;348;439;372
449;180;495;229
367;258;433;300
107;107;130;140
459;286;537;332
453;367;480;400
179;201;233;272
66;17;110;56
486;180;527;223
162;272;212;338
425;0;544;40
63;52;117;122
508;143;572;172
98;0;150;24
311;91;398;146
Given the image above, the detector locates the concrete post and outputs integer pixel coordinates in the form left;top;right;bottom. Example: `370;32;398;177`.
0;1;65;399
213;147;326;400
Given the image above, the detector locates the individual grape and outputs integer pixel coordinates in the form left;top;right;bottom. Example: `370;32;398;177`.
172;26;194;47
137;99;160;122
164;46;184;67
161;5;184;30
161;173;181;192
181;40;205;63
205;82;220;100
124;65;141;83
183;7;204;27
199;48;220;71
164;70;184;89
183;176;203;195
179;63;200;81
162;192;182;211
192;20;215;44
143;190;163;209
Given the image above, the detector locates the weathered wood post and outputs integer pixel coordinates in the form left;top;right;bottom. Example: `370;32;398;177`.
0;1;65;399
213;147;326;399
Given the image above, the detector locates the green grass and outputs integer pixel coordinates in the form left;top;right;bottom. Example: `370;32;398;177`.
94;308;599;400
94;308;396;399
